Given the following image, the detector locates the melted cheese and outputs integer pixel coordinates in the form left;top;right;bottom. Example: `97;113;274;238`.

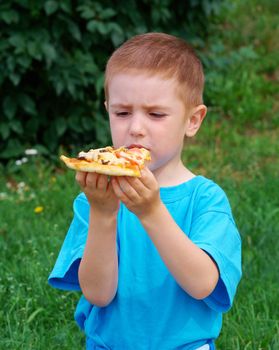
77;146;150;168
78;147;129;165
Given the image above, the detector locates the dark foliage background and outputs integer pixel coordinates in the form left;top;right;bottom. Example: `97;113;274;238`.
0;0;222;160
1;2;279;348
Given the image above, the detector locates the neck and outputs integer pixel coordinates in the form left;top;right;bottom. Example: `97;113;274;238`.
153;160;195;187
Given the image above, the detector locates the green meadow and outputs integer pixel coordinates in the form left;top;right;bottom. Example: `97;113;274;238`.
1;1;278;349
1;119;279;349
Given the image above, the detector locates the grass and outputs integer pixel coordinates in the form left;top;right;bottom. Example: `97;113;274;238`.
0;161;84;349
185;123;279;349
1;122;278;349
1;0;279;349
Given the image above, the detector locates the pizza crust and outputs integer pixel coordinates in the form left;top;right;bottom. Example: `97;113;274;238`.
60;155;141;177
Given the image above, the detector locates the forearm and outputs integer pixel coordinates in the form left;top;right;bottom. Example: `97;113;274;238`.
78;209;118;306
140;202;219;299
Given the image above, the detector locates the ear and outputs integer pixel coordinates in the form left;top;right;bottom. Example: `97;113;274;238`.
185;104;207;137
104;100;108;111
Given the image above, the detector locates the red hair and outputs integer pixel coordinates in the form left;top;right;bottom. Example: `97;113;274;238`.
104;32;205;107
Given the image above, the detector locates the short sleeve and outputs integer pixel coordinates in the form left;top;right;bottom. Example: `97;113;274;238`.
190;183;242;312
48;193;89;291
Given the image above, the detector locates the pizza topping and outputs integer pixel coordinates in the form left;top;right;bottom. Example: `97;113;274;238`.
77;146;149;167
115;151;143;166
60;146;151;177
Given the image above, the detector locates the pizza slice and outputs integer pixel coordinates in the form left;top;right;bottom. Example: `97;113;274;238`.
60;146;151;177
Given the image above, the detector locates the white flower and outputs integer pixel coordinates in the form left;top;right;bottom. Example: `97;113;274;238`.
0;193;8;200
15;159;22;166
25;149;38;156
18;182;26;189
15;158;28;166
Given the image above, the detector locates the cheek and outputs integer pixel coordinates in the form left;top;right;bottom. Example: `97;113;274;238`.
155;126;185;145
151;128;185;160
109;120;126;145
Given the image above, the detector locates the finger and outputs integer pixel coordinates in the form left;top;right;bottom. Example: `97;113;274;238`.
125;176;147;196
117;177;141;201
111;177;131;203
84;172;98;188
139;167;158;189
75;171;87;188
96;174;109;191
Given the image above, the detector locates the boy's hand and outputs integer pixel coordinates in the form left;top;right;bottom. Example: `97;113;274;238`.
75;172;119;215
111;167;161;218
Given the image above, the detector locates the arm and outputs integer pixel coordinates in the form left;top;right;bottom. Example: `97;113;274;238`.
76;172;119;306
140;202;219;299
111;169;219;300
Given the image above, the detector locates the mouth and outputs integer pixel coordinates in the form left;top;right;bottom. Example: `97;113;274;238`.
127;144;149;150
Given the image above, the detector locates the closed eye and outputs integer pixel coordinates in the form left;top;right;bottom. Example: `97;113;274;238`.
149;112;167;118
115;111;130;117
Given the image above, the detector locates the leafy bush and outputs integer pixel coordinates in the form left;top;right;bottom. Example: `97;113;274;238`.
0;0;223;161
201;0;279;129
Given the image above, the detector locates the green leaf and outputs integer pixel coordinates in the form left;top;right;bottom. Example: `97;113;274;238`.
44;1;59;15
111;30;125;47
33;144;49;155
96;22;108;35
68;22;82;42
27;41;43;60
0;40;9;51
55;118;67;136
108;22;123;35
0;10;19;24
3;96;17;120
10;120;23;135
95;115;110;143
9;34;25;50
54;80;65;95
43;125;58;152
95;73;104;97
0;123;10;140
18;94;37;115
42;43;57;68
77;5;96;20
81;116;95;131
66;81;76;97
9;73;21;86
68;115;83;132
0;138;24;158
87;20;111;35
99;8;117;20
86;20;99;33
16;55;32;69
59;1;72;14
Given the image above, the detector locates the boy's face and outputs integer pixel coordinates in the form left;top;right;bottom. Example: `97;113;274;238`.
105;72;201;178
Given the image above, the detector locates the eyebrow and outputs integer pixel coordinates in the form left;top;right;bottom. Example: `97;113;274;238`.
109;103;171;111
109;104;131;109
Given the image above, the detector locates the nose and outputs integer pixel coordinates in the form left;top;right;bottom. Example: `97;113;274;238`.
129;113;145;137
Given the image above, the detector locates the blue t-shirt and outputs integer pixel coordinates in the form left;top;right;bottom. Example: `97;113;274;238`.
48;175;242;350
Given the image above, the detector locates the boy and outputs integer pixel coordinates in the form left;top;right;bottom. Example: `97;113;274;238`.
49;33;242;349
